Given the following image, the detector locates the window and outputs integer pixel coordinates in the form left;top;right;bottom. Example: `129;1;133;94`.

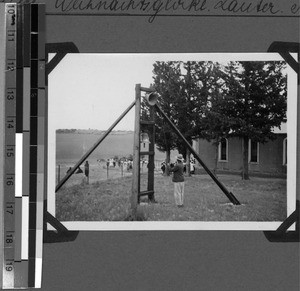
218;138;228;161
249;139;259;163
283;138;287;165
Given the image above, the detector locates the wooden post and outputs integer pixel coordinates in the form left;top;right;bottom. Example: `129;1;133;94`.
130;84;141;215
186;149;191;176
147;106;155;202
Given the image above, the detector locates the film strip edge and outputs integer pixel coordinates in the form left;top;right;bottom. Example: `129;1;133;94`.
3;3;17;289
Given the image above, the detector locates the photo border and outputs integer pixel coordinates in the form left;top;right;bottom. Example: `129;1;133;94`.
47;52;297;231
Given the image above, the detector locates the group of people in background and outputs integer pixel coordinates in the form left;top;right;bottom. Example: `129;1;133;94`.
101;157;133;171
106;158;117;168
66;153;191;208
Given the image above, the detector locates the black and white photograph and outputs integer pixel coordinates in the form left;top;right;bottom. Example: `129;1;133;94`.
0;1;299;290
47;53;297;231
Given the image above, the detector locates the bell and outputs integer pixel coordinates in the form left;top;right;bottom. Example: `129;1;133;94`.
140;132;150;145
145;92;158;106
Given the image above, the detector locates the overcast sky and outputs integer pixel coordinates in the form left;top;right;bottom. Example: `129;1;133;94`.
48;53;290;131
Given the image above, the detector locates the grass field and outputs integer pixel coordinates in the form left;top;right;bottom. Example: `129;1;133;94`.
56;173;287;222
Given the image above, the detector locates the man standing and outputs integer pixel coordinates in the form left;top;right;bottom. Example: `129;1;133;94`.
84;160;89;184
168;154;185;207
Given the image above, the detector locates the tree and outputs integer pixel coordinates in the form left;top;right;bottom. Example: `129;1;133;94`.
145;60;287;181
146;61;221;175
146;61;182;174
199;62;235;174
161;61;218;175
221;61;287;179
173;61;230;175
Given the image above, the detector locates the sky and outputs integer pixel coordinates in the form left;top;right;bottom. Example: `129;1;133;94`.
48;53;292;131
48;54;155;131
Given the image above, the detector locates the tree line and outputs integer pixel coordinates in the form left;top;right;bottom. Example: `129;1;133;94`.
142;60;287;179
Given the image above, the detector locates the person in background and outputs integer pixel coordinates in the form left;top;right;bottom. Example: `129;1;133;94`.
161;161;166;175
168;154;185;207
84;160;89;184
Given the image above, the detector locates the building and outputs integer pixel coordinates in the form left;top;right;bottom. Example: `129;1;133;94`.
193;129;287;177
